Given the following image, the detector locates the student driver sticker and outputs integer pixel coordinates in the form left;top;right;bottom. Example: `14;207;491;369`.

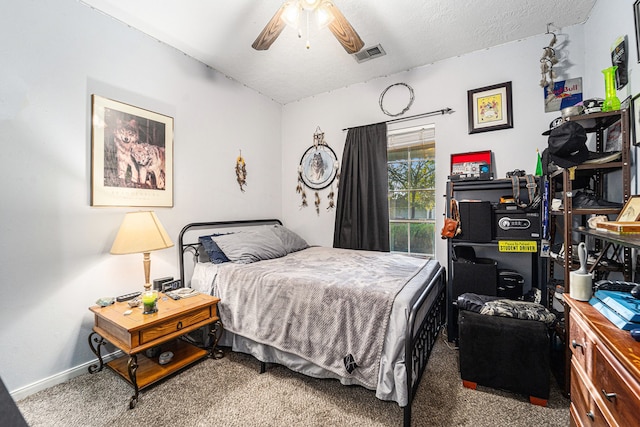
498;241;537;252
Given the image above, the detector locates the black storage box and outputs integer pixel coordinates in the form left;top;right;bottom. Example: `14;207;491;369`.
447;256;498;341
452;258;498;298
497;269;524;299
494;208;541;239
456;201;493;242
458;309;551;405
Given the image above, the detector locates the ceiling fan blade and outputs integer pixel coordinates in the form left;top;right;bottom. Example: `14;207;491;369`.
326;2;364;54
252;5;287;50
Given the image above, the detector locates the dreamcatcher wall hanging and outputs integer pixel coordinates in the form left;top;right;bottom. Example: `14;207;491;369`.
296;127;340;215
235;150;247;192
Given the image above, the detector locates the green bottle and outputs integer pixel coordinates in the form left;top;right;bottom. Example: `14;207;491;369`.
602;66;621;112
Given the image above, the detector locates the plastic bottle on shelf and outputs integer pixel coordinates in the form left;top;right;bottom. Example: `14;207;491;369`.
602;66;621;112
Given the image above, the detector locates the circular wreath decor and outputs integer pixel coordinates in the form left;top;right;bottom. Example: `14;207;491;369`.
379;82;415;117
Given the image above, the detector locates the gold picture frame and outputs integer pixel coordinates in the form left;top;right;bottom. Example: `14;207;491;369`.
91;95;174;207
467;81;513;134
616;195;640;222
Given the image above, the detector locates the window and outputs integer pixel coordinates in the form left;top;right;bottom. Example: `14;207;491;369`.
388;125;436;257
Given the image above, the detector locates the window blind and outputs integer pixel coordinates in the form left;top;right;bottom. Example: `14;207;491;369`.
387;124;435;149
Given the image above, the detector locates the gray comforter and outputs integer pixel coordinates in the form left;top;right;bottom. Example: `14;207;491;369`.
213;246;428;388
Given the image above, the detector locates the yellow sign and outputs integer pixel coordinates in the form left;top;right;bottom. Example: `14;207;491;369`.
498;240;537;253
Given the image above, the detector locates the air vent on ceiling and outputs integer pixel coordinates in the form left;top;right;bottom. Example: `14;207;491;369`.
353;44;386;63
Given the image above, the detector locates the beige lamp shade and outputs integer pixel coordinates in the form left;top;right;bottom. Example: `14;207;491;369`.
110;211;174;291
111;211;174;255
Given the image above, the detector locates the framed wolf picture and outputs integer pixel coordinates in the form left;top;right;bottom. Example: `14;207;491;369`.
91;95;174;207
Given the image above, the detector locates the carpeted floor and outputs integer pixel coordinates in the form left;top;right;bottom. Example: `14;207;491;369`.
17;333;569;426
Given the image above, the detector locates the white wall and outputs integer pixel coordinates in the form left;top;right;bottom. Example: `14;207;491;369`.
282;26;587;264
0;0;282;394
583;0;639;193
584;0;638;103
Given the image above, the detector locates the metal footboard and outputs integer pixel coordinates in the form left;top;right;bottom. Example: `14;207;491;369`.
403;265;446;427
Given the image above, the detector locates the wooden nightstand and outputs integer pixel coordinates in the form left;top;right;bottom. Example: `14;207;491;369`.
88;293;222;408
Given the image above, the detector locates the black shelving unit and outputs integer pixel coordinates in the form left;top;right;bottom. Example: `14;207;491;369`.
548;108;631;291
545;108;631;396
445;177;546;342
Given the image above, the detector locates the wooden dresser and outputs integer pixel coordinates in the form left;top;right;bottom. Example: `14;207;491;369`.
565;295;640;426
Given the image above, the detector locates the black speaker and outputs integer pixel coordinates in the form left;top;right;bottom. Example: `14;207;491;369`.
456;201;493;242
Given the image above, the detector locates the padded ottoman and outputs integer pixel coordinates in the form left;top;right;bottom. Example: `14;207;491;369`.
457;293;555;406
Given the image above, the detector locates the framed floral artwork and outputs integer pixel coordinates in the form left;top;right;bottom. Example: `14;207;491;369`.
467;81;513;134
91;95;174;207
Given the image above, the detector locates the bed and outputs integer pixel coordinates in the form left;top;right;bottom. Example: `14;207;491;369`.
178;219;446;427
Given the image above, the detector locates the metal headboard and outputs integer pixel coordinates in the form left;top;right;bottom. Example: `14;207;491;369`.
178;219;283;286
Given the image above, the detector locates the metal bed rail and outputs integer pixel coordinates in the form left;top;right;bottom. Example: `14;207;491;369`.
404;264;446;427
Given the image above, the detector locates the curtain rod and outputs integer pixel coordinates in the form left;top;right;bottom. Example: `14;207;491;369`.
341;107;454;131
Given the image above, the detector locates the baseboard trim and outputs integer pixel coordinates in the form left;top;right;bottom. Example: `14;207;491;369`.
10;350;123;401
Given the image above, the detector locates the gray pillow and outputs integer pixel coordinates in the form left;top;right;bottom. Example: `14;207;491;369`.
212;227;287;264
271;225;309;253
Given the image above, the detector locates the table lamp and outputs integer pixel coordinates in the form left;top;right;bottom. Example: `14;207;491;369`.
110;211;174;291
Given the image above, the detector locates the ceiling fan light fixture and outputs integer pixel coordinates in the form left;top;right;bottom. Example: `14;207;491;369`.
301;0;323;11
253;0;363;54
282;1;301;28
316;3;335;29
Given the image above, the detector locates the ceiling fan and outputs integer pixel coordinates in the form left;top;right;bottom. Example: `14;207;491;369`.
252;0;364;54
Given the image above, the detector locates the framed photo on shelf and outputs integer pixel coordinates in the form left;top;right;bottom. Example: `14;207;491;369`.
605;120;622;152
91;95;174;207
616;195;640;222
467;81;513;134
632;93;640;145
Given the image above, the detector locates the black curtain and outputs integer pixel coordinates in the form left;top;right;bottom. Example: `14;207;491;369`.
333;122;389;251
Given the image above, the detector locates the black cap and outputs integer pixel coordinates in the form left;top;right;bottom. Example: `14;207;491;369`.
542;117;565;135
547;121;588;168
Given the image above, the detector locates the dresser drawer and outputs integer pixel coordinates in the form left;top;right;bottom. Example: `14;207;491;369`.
139;306;213;344
593;345;640;427
569;310;593;375
571;360;608;426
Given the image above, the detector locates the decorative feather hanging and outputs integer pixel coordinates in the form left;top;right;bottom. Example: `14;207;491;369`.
326;162;339;210
236;150;247;192
314;191;321;215
296;166;307;208
326;188;335;210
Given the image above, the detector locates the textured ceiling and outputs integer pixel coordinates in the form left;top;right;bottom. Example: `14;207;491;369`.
81;0;596;104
